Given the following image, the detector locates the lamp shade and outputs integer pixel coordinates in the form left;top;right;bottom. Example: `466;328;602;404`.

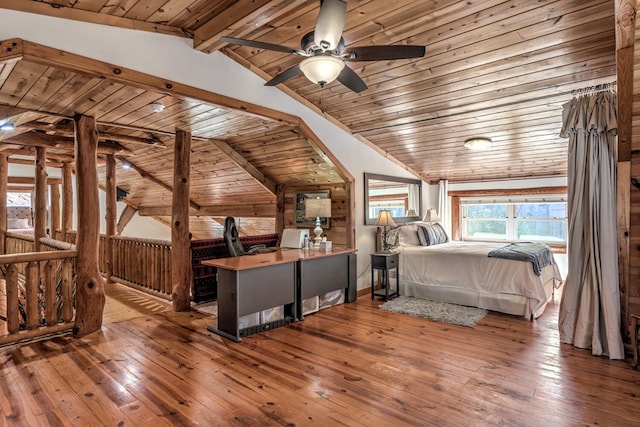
423;209;441;222
406;209;418;217
299;56;345;86
375;210;396;227
305;197;331;218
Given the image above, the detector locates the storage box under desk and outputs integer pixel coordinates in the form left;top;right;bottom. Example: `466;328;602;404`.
297;252;349;319
215;261;296;341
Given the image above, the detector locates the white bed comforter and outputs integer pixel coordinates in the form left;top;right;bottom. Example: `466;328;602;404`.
396;241;563;317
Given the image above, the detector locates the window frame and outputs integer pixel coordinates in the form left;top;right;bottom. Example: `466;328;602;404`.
449;186;568;250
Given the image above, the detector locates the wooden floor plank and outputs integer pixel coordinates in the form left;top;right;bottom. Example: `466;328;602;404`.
1;282;640;426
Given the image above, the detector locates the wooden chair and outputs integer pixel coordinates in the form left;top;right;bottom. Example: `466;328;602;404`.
632;314;640;370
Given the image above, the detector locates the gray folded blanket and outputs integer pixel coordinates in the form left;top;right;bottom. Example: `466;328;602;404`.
488;242;554;276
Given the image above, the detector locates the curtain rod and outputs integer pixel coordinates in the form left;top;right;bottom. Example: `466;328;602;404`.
571;81;616;96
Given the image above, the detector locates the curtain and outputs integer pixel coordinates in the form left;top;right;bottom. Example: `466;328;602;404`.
558;91;624;359
438;179;450;236
408;182;420;214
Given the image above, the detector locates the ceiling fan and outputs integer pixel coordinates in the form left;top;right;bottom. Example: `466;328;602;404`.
221;0;426;93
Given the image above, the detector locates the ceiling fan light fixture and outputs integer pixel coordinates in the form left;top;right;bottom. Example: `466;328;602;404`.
464;137;492;150
299;55;345;86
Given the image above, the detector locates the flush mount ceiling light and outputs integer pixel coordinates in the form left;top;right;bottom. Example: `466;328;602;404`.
464;137;492;150
0;121;15;131
150;102;165;113
299;55;345;86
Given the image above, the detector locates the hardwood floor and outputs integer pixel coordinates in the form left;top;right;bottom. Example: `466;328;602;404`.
1;284;639;426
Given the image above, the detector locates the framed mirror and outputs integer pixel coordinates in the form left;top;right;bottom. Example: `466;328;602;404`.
364;173;422;225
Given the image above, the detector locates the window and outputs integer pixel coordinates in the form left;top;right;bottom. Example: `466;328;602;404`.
7;191;31;207
461;196;567;244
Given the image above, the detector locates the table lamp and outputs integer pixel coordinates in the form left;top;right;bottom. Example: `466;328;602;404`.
424;209;441;222
376;210;396;252
305;197;331;248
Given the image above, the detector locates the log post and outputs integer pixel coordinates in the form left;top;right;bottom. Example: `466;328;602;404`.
62;161;73;241
105;154;117;284
50;182;61;240
73;114;105;336
171;129;192;312
0;153;7;255
34;146;48;251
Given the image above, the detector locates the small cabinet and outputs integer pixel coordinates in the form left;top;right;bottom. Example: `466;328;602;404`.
371;252;399;301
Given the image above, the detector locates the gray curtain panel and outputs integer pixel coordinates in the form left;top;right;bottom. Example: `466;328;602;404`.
558;90;624;359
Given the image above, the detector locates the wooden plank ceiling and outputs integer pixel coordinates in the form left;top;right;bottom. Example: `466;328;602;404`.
0;0;617;235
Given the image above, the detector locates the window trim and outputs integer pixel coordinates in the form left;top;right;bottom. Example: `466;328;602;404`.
449;186;568;250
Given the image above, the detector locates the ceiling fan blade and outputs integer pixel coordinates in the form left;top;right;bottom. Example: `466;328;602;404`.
337;66;367;93
221;36;302;55
344;45;426;61
265;64;302;86
314;0;347;51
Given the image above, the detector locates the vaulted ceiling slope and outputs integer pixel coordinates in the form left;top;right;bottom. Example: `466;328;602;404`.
0;38;348;239
0;0;617;183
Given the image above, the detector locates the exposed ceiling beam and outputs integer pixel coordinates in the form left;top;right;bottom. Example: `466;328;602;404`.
4;132;133;155
194;0;305;52
138;204;276;218
117;204;138;236
0;0;190;39
0;105;29;120
114;156;201;211
207;137;277;194
9;175;61;185
1;38;300;127
22;121;166;147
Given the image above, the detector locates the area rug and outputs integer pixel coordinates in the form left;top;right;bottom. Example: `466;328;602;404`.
192;301;217;316
379;296;487;327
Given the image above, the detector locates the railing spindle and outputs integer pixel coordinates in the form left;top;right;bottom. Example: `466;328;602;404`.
44;260;57;326
5;264;19;334
25;262;39;330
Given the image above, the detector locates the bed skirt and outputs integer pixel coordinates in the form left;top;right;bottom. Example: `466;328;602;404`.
399;265;559;319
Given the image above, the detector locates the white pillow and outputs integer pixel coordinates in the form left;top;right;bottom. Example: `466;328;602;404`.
398;224;421;246
7;218;30;229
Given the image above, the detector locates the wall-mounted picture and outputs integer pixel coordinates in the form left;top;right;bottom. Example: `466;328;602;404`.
295;190;331;228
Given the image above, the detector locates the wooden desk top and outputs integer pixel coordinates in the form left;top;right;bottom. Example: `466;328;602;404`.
201;247;355;271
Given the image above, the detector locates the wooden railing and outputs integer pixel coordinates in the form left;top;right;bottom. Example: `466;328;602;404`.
1;233;77;345
111;236;172;299
59;231;172;299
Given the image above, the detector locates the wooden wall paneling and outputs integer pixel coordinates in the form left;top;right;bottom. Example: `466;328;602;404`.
619;0;638;344
72;114;106;337
0;153;7;254
275;184;285;242
284;183;348;247
34;146;47;252
346;180;355;249
105;154;117;284
62;161;73;239
171;129;192;312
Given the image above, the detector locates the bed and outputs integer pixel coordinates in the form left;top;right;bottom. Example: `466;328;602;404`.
6;207;34;234
387;222;563;319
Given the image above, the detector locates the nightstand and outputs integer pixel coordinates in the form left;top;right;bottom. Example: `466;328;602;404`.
371;252;399;301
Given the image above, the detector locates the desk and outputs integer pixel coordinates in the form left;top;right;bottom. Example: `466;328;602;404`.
203;248;355;342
